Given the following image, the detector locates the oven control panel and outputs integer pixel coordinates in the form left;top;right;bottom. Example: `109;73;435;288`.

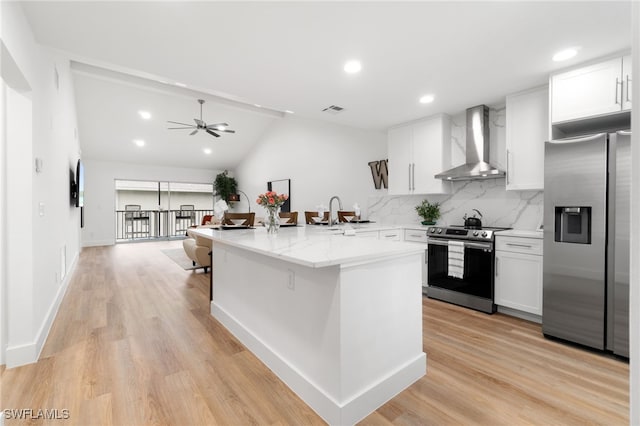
427;226;495;242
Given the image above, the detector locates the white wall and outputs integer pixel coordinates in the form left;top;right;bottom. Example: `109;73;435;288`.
1;3;82;367
234;115;387;220
82;159;220;246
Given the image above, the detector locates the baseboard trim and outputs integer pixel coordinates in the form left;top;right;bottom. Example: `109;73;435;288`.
5;252;79;368
211;301;426;425
82;239;114;247
497;305;542;323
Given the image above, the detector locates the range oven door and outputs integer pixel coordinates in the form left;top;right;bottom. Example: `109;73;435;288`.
427;238;495;312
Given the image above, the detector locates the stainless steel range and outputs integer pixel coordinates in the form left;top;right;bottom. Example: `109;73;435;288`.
426;225;510;314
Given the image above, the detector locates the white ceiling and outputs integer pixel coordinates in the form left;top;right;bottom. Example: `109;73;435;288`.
21;1;632;169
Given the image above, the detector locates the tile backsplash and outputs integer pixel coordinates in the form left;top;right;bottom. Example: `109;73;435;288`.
368;105;543;231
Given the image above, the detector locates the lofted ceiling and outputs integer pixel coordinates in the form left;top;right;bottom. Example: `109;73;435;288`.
20;1;632;169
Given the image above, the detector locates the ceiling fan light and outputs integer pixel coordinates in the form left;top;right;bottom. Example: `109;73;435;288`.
216;125;226;131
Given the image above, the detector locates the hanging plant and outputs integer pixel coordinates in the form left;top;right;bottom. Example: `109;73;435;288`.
214;170;239;202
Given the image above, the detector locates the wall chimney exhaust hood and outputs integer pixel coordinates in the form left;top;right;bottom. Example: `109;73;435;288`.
435;105;505;181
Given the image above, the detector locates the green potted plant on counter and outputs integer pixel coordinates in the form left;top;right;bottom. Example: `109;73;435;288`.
214;170;239;203
415;199;441;225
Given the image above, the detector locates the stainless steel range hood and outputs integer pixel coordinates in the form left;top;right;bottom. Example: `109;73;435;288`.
435;104;505;181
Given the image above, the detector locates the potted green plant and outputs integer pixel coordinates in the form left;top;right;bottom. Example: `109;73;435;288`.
214;170;239;202
415;199;441;225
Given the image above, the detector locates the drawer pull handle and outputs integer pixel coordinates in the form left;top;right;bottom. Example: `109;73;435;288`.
385;234;397;238
410;234;423;238
506;243;533;248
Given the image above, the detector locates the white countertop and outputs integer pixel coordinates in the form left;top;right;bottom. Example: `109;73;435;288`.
495;229;543;239
190;224;425;268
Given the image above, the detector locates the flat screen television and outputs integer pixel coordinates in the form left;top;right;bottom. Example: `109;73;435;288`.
75;159;84;208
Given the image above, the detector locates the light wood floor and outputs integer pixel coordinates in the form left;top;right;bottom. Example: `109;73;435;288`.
2;241;629;425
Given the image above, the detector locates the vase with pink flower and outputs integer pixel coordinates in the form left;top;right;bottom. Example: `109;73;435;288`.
256;191;289;234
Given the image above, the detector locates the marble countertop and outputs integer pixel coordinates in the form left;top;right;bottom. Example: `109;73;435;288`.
190;225;425;268
494;229;543;239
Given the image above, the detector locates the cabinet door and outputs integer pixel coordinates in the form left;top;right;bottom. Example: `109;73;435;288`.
551;57;622;123
495;250;543;315
623;54;632;111
387;125;413;195
412;115;451;194
505;86;548;190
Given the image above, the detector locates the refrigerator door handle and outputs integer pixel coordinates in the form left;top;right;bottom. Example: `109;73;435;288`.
548;133;607;145
617;130;632;136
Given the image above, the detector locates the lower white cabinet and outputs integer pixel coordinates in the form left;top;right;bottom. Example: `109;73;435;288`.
403;228;429;291
494;235;543;316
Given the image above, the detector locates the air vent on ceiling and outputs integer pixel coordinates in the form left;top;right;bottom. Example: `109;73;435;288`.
322;105;345;114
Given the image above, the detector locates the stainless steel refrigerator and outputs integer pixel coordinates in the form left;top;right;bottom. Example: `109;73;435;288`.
543;131;630;357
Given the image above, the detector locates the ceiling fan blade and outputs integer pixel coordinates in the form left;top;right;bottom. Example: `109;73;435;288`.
206;129;221;138
167;120;193;126
168;126;196;130
221;129;236;134
190;129;198;136
206;123;229;129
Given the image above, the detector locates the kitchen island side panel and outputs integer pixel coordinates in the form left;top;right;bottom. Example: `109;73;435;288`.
210;243;426;425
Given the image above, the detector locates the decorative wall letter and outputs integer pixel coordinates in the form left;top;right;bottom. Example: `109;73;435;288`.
368;159;388;189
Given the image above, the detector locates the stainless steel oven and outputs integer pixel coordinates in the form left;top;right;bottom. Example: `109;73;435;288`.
426;226;509;314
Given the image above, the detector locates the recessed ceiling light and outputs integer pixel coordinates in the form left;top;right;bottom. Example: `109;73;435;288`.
254;103;262;108
553;48;578;62
175;82;187;87
419;94;435;104
203;148;212;155
344;60;362;74
285;110;295;114
133;139;145;147
138;110;151;120
216;125;226;131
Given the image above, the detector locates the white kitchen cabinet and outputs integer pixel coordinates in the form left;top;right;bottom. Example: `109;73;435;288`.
495;235;543;316
622;54;632;110
403;228;429;290
551;55;632;123
505;85;548;190
387;114;451;195
379;229;402;241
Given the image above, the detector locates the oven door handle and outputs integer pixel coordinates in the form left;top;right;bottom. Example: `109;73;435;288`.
427;238;493;252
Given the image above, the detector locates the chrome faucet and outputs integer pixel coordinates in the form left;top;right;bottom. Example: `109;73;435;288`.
328;195;343;226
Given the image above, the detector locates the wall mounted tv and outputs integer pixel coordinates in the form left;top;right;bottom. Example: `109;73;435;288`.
70;159;84;208
76;159;84;208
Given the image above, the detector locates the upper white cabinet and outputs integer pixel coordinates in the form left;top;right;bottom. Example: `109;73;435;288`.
551;55;632;123
387;114;451;195
505;85;548;191
622;54;632;110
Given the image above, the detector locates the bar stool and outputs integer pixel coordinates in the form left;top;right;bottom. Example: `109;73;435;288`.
304;211;329;224
124;204;150;238
175;205;195;235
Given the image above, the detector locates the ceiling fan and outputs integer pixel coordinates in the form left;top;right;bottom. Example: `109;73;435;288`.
167;99;236;138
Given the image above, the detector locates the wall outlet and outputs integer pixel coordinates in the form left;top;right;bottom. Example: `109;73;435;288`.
287;270;295;290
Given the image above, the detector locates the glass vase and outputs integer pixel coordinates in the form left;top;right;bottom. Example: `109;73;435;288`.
265;207;280;234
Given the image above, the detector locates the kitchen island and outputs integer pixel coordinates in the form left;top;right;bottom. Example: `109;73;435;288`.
190;225;426;425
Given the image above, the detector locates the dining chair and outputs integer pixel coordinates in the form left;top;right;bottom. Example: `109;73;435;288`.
304;211;329;224
279;211;298;224
337;210;357;223
223;212;256;226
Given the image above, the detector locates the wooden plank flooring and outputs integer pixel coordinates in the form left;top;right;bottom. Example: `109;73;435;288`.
1;240;629;425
